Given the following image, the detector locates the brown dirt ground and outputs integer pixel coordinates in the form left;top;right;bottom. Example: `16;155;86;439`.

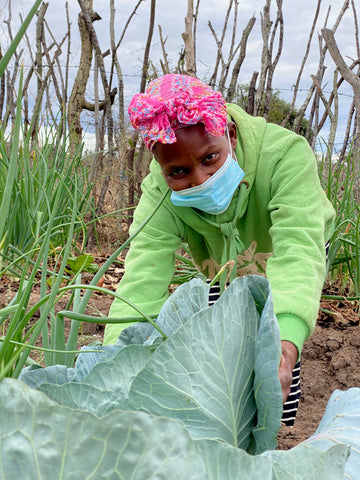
1;262;359;451
278;290;360;449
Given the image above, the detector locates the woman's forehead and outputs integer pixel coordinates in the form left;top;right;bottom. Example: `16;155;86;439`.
153;124;225;157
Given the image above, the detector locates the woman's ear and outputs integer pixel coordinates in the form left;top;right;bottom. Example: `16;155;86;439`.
227;121;237;151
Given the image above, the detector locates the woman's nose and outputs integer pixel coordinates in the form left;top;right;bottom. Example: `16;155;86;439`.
188;168;210;188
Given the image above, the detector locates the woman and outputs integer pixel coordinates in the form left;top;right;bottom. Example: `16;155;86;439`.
103;74;335;426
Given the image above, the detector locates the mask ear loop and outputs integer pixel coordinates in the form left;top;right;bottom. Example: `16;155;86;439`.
226;125;235;159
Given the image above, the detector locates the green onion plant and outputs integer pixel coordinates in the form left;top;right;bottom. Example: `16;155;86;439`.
319;146;360;302
0;119;93;273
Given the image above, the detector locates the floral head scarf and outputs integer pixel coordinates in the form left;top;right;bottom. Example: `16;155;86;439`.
128;74;228;150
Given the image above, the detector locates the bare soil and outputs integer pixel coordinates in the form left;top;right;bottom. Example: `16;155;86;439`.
278;322;360;447
1;262;359;451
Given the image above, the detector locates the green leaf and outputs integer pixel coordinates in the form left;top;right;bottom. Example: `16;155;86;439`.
0;378;352;479
38;345;155;415
39;382;125;415
268;444;348;479
0;71;23;246
298;388;360;479
127;276;283;453
143;277;210;344
83;344;154;396
66;254;97;274
195;439;273;478
0;0;42;78
196;439;348;479
0;378;207;480
18;345;120;388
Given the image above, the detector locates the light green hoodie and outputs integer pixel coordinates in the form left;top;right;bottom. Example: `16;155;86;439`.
104;104;335;355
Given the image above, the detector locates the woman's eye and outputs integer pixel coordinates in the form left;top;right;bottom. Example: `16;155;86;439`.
168;168;185;177
203;153;216;163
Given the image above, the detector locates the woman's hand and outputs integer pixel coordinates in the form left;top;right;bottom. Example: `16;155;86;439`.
278;341;298;404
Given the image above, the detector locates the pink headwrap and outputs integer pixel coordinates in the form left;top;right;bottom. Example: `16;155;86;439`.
128;74;228;150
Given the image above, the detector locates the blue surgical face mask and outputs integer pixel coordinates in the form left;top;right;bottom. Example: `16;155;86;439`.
170;130;245;215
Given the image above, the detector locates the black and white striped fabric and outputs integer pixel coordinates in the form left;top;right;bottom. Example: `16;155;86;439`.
280;238;329;425
207;281;300;427
281;361;301;426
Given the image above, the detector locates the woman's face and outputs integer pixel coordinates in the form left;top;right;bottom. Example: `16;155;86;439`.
153;122;237;191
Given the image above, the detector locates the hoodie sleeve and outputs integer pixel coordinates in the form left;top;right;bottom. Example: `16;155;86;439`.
264;131;335;355
103;187;183;345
